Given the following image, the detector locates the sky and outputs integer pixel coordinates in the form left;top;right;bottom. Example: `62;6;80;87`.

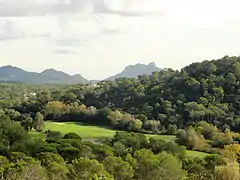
0;0;240;80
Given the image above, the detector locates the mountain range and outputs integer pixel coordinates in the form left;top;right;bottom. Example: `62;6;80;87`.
0;66;88;84
106;62;162;80
0;63;162;84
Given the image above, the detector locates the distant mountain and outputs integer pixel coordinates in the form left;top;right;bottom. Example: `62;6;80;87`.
89;80;101;84
106;62;162;80
0;65;89;84
0;63;163;84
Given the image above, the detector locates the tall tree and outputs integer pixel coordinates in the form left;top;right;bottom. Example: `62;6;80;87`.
34;112;45;132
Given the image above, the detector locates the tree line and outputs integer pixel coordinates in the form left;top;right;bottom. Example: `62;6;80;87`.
1;114;240;179
0;55;240;179
1;56;240;133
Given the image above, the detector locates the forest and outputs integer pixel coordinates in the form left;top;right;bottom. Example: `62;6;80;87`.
0;56;240;179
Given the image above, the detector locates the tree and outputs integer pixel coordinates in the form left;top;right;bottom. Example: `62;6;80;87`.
196;121;219;140
167;124;178;135
0;156;9;179
34;112;45;132
111;132;148;152
182;158;214;180
120;113;133;129
60;92;77;104
37;90;51;105
59;146;81;163
134;149;184;180
46;130;62;141
128;119;143;132
204;155;224;171
233;62;240;78
0;116;27;148
108;110;123;127
206;63;217;75
20;162;48;180
136;114;148;123
47;162;69;180
3;154;48;180
63;133;82;141
44;101;66;120
144;120;161;133
113;142;128;157
222;144;240;163
215;162;240;180
5;109;21;121
20;114;34;131
104;156;134;180
176;127;207;150
148;138;186;159
36;152;66;167
36;152;69;180
70;157;113;180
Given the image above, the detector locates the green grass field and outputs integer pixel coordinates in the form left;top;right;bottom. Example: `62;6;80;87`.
29;121;208;158
41;121;176;141
45;122;116;138
185;150;210;159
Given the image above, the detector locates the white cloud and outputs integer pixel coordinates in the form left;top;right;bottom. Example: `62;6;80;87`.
0;0;240;79
0;0;163;17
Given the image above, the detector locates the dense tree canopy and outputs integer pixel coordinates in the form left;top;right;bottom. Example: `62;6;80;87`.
1;56;240;179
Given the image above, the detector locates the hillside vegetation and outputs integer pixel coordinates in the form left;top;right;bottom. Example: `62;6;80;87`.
39;121;176;142
0;56;240;179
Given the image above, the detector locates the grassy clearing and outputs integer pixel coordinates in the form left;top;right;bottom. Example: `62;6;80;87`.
45;122;117;138
29;121;208;158
185;150;209;159
146;134;176;142
42;121;176;141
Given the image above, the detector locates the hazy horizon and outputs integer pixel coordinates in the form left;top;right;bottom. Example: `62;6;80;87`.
0;0;240;79
0;62;161;80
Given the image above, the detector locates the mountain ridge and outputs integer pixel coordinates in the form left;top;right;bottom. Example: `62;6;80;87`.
0;65;89;84
106;62;162;80
0;62;163;84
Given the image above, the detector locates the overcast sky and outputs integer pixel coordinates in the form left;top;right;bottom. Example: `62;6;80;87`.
0;0;240;79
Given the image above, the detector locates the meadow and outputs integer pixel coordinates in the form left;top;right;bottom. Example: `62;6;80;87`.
29;121;209;158
43;121;176;140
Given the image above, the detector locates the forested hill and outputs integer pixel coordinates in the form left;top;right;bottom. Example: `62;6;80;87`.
106;62;162;80
69;56;240;131
1;56;240;133
0;65;89;84
1;56;240;179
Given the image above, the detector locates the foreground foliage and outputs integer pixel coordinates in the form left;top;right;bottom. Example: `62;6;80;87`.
1;56;240;179
0;115;240;179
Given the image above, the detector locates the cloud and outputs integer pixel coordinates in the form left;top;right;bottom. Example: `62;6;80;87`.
0;0;162;17
55;38;84;46
2;0;240;80
0;16;59;41
92;0;162;17
52;49;77;55
0;0;162;42
99;28;123;35
0;20;25;40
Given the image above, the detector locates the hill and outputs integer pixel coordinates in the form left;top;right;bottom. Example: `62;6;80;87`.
0;63;163;84
0;65;89;84
1;56;239;179
106;62;162;80
62;56;240;132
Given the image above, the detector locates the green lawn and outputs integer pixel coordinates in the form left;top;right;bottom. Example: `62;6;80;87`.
146;134;176;142
40;121;176;141
29;121;208;159
44;121;116;138
185;150;209;159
